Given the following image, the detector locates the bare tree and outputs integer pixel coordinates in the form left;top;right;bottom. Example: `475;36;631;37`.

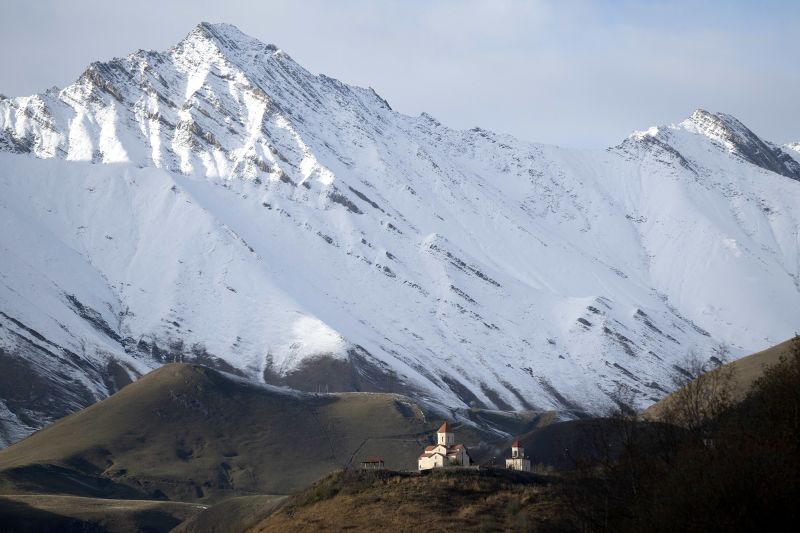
660;347;735;433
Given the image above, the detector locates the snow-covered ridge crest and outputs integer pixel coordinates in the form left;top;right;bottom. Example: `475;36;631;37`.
1;23;800;446
185;21;281;55
679;109;800;180
624;109;800;181
0;22;389;188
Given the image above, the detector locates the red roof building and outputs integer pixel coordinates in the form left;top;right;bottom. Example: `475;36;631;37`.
418;421;471;470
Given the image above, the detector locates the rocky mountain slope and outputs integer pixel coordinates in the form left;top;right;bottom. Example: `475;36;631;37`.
1;23;799;445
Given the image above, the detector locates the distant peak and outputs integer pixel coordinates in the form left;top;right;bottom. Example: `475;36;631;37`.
625;109;751;147
195;22;259;43
681;109;800;180
623;109;800;181
682;109;751;141
680;108;764;150
688;108;715;121
179;22;279;56
197;21;237;32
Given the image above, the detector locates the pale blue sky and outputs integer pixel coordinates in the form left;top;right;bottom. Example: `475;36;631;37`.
1;0;797;148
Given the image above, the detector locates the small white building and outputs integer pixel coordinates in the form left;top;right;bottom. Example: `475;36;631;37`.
418;422;471;470
505;439;531;472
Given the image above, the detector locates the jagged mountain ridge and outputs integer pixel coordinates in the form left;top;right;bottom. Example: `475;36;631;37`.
0;22;392;180
678;110;800;180
1;23;799;446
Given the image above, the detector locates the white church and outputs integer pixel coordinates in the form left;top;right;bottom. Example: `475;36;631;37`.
417;422;471;470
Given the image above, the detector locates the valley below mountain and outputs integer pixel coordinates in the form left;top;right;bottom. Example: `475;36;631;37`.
0;362;559;531
0;361;569;500
0;336;797;532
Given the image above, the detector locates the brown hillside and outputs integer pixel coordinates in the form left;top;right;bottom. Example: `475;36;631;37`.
172;494;286;533
0;364;440;502
645;336;799;420
247;469;568;532
0;363;557;504
0;494;200;532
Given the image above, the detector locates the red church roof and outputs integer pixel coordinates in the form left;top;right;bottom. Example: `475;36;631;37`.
512;439;522;448
438;421;452;433
419;451;446;459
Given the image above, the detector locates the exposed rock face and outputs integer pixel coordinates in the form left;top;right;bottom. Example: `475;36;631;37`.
678;109;800;180
1;23;799;445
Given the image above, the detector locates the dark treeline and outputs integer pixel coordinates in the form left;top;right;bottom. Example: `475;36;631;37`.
559;336;800;532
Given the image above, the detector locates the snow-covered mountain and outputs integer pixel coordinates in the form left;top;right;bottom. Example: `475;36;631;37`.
1;23;799;446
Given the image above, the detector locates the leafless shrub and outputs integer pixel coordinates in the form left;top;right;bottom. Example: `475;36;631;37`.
660;345;735;432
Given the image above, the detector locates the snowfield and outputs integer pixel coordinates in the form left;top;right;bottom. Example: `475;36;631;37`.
1;23;799;445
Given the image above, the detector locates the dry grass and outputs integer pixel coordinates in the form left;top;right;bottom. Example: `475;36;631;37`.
0;363;561;505
0;364;437;502
173;494;286;533
0;493;201;532
249;469;570;532
645;336;798;421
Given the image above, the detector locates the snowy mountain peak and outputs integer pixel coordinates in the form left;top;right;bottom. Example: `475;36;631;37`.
176;22;282;63
0;23;342;177
1;23;800;446
680;109;769;153
679;109;800;180
682;108;748;138
196;22;271;46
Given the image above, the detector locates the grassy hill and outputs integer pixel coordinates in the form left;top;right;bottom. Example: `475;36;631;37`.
0;363;442;502
0;494;200;533
0;361;565;501
0;363;565;531
1;337;798;531
245;468;568;532
4;339;796;531
560;336;800;532
172;495;286;533
645;336;799;421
